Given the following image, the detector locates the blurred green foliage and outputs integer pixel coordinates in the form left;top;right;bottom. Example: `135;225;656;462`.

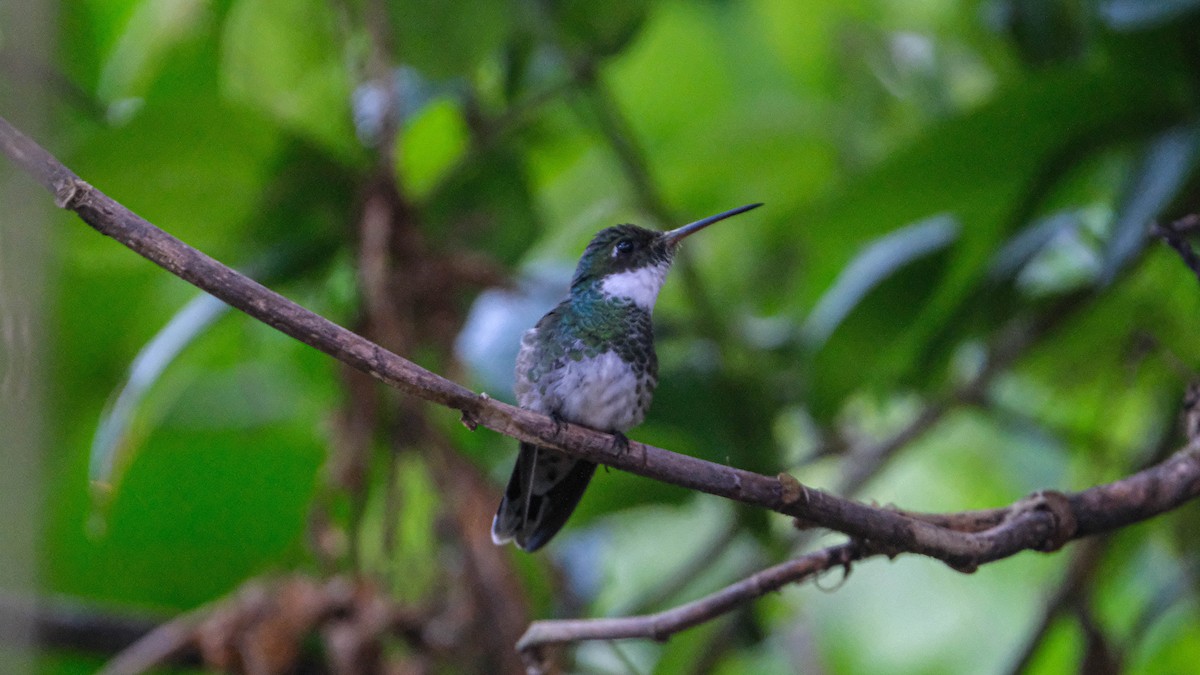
6;0;1200;672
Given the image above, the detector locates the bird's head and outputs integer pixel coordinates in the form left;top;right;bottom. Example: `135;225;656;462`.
569;203;762;310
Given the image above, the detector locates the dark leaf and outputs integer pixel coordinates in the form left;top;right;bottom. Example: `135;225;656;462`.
1101;125;1198;283
802;214;959;349
1098;0;1200;30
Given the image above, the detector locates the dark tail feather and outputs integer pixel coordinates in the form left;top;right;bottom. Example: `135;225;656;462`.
491;442;597;551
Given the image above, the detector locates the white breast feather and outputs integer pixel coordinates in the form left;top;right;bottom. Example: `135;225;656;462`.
526;351;646;432
600;263;669;311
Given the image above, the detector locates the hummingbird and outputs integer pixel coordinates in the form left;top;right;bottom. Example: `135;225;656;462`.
491;203;762;551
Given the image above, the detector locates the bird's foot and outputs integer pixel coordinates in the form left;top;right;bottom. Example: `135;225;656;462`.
548;411;569;438
610;431;631;455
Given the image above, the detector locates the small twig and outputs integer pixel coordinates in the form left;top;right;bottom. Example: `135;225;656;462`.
0;595;193;665
1164;213;1200;234
580;76;733;346
836;400;951;496
97;605;208;675
836;298;1084;497
606;641;647;675
1127;553;1199;649
517;542;867;663
616;519;744;616
1004;538;1109;675
1152;214;1200;285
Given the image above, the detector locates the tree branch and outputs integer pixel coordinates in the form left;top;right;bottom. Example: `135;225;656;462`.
515;431;1200;671
4;114;1200;573
10;115;1200;672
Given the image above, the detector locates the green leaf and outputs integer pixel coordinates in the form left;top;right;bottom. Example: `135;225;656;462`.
988;211;1081;282
87;210;344;496
796;64;1189;414
387;0;516;78
1101;125;1198;283
802;214;959;348
424;143;541;265
398;98;471;201
222;0;358;160
1099;0;1200;29
549;0;651;57
68;97;283;259
90;294;228;489
74;427;321;608
96;0;211;106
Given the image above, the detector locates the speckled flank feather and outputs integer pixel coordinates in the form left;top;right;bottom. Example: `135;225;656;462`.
515;291;658;428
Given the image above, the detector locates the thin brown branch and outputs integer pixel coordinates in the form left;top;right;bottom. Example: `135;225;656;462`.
0;595;196;666
426;437;532;675
616;519;744;616
578;76;732;348
5;114;1200;574
97;575;433;674
0;49;105;119
1;586;430;673
1153;214;1200;284
1004;537;1109;675
516;542;869;673
836;400;951;496
582;76;668;223
97;605;207;675
835;296;1085;497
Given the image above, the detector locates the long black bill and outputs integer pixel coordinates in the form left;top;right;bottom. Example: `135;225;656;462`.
661;203;763;247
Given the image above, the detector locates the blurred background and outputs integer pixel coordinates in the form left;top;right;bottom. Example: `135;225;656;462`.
3;0;1200;672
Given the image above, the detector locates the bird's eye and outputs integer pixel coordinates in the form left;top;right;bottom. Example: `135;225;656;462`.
613;239;634;257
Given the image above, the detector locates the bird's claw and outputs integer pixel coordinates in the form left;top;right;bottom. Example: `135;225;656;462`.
549;411;568;438
610;431;631;455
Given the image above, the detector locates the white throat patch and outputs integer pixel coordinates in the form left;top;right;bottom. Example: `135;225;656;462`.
600;263;669;311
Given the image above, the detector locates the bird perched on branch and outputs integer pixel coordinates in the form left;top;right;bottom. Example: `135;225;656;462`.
491;203;762;551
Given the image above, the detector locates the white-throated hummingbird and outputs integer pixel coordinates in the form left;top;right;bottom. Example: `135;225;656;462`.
491;203;762;551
